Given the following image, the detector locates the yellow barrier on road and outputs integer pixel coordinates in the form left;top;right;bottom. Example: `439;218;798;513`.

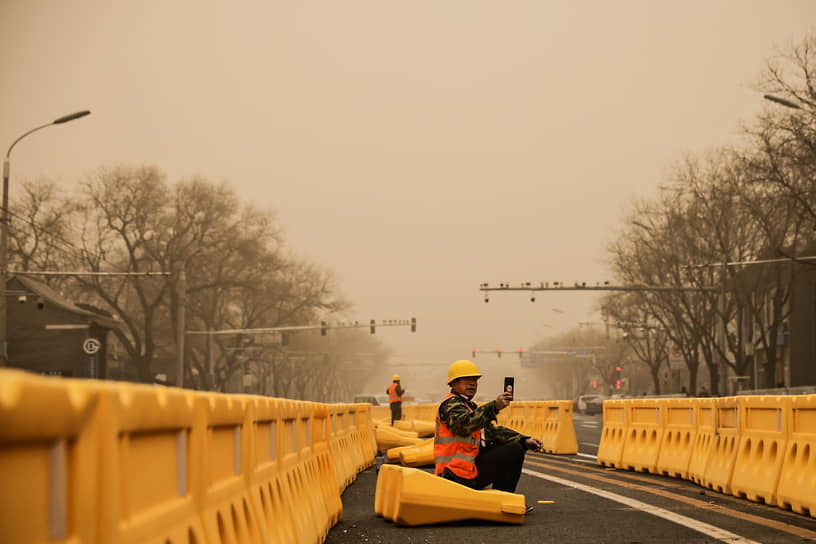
394;419;435;437
687;398;717;486
197;393;265;544
386;438;433;463
533;401;578;455
0;370;103;544
731;396;791;505
105;383;205;544
398;441;435;468
619;399;666;473
353;403;377;468
375;465;526;526
597;399;629;469
702;396;740;495
776;394;816;517
655;399;697;479
375;424;421;451
248;396;297;544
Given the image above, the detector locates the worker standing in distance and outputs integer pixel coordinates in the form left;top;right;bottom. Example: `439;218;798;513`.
387;374;405;425
434;360;542;498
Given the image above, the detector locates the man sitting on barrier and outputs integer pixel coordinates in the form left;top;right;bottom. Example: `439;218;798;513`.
434;360;542;499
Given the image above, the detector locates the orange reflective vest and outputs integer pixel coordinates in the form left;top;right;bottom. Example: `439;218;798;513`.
434;393;481;479
388;382;402;404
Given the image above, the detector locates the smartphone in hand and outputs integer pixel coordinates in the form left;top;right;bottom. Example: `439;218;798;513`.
503;376;515;400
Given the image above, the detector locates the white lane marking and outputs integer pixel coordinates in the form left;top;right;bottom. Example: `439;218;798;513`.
576;452;597;460
580;442;599;449
522;468;761;544
570;458;598;465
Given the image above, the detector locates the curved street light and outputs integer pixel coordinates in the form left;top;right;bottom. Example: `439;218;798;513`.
1;110;91;362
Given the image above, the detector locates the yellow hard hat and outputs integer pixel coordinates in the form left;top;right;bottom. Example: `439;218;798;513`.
392;374;400;381
447;360;482;385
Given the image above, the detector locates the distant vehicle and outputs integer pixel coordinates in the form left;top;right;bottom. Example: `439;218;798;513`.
353;394;390;406
577;394;606;415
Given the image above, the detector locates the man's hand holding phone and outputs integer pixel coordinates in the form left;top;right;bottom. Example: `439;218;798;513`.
495;391;512;410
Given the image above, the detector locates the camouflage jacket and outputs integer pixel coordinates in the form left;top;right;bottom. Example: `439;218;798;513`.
437;393;527;448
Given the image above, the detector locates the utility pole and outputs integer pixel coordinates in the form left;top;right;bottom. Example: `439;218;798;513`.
175;268;186;387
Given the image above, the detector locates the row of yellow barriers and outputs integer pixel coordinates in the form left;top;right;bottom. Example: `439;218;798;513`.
597;396;816;518
0;369;378;544
496;400;579;454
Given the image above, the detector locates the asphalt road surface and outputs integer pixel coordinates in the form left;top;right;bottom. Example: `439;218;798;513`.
327;413;816;543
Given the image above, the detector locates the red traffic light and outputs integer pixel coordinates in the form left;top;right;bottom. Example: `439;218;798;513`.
615;366;622;372
592;380;597;389
616;379;621;389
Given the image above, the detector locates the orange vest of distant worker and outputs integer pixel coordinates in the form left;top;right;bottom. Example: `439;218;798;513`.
434;393;481;479
388;382;402;404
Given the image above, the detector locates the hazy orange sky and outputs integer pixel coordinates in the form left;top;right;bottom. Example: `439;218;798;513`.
2;2;815;395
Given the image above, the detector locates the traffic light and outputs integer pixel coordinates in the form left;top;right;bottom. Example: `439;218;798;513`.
592;380;597;389
518;348;523;359
370;319;376;334
411;317;416;333
472;348;476;359
616;379;622;390
497;348;502;359
321;321;327;336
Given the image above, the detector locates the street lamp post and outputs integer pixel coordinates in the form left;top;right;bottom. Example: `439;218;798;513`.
1;110;91;362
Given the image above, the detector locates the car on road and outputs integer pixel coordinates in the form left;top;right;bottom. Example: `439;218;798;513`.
577;394;606;415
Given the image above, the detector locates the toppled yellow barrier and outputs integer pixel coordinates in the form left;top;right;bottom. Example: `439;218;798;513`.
374;465;526;526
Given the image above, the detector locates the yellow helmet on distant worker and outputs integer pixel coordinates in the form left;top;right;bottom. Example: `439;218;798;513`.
392;374;401;381
447;360;482;385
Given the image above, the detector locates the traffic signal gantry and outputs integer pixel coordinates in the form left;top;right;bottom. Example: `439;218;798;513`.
478;281;717;302
188;317;417;342
470;347;525;359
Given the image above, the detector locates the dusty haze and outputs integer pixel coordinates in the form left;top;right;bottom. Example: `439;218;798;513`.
2;1;815;398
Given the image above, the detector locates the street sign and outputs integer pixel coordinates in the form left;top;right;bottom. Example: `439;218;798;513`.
83;338;101;355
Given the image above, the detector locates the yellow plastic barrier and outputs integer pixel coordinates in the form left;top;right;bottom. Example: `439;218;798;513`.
688;398;717;486
374;463;403;519
101;381;206;544
655;398;697;479
619;399;666;473
353;403;376;468
247;396;297;544
278;399;322;544
597;399;629;468
730;396;791;505
196;392;266;544
370;405;391;421
328;404;355;492
394;419;435;437
375;424;421;451
375;465;526;526
344;404;366;475
533;401;578;455
310;403;343;527
398;441;435;468
502;401;528;434
702;396;740;495
0;370;103;544
386;438;433;463
298;401;333;541
777;395;816;517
